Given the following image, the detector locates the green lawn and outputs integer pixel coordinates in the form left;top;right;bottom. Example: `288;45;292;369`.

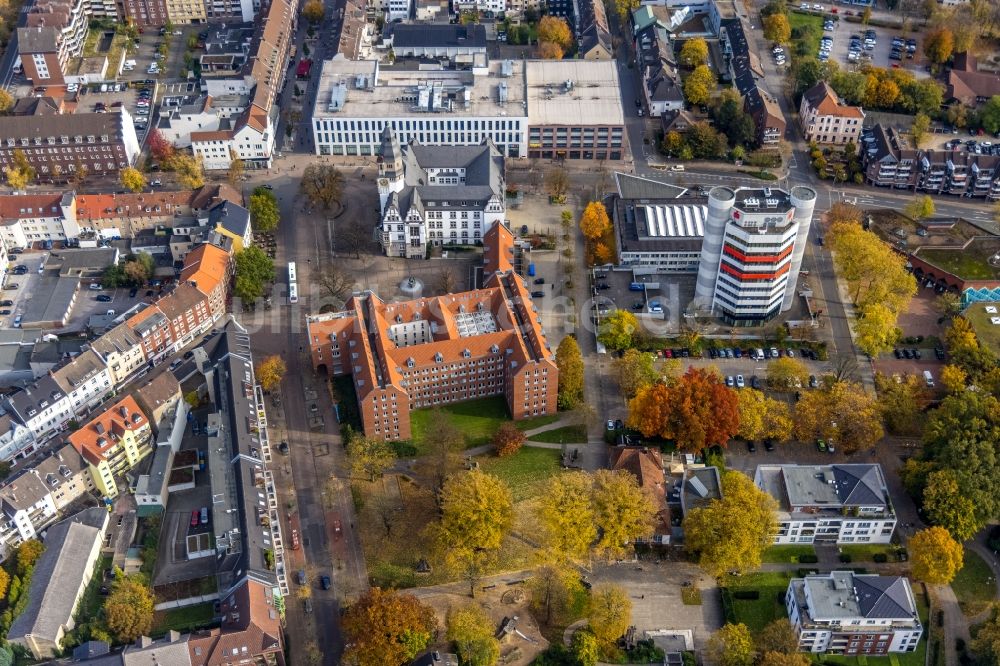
917;248;995;280
409;397;559;453
762;545;816;564
527;424;587;444
152;601;217;636
721;571;793;632
950;549;996;608
479;447;562;502
788;11;824;56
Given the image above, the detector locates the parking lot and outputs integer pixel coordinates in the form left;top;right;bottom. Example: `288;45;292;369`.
590;269;693;337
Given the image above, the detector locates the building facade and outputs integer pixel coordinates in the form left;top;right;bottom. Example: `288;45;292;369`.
799;81;864;145
693;186;816;325
376;128;505;258
755;464;897;545
786;572;923;655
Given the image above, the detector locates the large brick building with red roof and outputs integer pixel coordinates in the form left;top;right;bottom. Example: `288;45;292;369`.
307;229;557;440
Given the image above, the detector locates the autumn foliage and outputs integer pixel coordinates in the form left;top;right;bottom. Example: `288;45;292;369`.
147;127;175;162
579;201;616;266
627;368;739;452
342;587;437;666
492;422;525;457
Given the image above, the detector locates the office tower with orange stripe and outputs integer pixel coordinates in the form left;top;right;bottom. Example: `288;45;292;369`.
694;185;816;325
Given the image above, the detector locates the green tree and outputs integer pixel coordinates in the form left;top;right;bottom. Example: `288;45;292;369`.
572;630;600;666
233;246;275;302
705;623;755;666
909;526;963;584
980;96;1000;135
922;469;979;542
613;349;659;398
679;37;709;67
756;619;800;655
924;392;1000;529
347;436;395;481
685;122;729;158
342;588;437;666
598;310;639;351
762;13;791;44
249;188;280;232
588;584;631;656
874;373;928;436
536;471;597;564
556;336;584;409
684;65;715;106
591;469;657;560
910;112;931;148
529;564;587;627
104;576;154;643
446;605;500;666
794;381;884;454
713;89;756;148
683;471;778;577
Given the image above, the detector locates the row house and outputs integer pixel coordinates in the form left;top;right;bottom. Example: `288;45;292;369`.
89;322;148;386
745;86;785;147
2;375;74;447
50;348;114;416
0;444;90;561
17;0;89;86
179;242;232;320
863;124;1000;200
75;191;193;240
68;395;152;497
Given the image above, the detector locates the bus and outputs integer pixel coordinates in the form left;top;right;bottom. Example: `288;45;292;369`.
287;262;297;285
288;282;298;304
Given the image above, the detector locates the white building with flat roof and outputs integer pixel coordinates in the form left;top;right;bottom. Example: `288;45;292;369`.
755;464;896;545
312;58;529;158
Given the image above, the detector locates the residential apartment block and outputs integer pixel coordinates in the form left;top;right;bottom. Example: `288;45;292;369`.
745;86;785;146
786;571;922;655
694;186;817;325
799;81;864;145
0;110;141;183
862;124;1000;200
377;128;505;258
307;229;557;440
0;444;91;561
122;0;168;26
755;464;897;545
68;395;153;497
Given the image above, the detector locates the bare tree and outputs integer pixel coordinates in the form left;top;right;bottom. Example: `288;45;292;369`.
544;166;569;200
315;266;353;306
832;355;858;383
372;493;400;537
416;409;464;494
435;267;459;294
337;219;373;259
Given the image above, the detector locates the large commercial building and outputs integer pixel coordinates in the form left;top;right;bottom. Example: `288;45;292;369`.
306;226;557;440
311;59;626;161
376;128;505;258
611;173;704;272
786;572;922;655
694;186;816;325
754;464;897;545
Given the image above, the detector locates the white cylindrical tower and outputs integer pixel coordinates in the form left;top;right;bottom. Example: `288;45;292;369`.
781;185;818;311
693;186;735;311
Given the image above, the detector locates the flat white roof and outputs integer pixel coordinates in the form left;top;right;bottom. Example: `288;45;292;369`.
525;60;624;126
640;204;707;238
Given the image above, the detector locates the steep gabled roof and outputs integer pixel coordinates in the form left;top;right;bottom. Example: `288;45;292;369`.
802;81;865;118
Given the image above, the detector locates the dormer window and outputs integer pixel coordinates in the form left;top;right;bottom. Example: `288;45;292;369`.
462;349;471;358
97;437;108;447
406;358;415;368
434;352;443;363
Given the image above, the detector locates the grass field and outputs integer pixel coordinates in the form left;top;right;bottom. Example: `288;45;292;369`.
721;571;793;632
480;447;563;502
527;424;587;443
963;304;1000;357
409;397;559;453
788;11;824;56
152;601;217;636
917;248;995;280
762;545;816;564
839;544;894;562
951;549;996;609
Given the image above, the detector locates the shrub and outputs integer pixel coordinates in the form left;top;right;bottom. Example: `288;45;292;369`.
732;590;760;600
799;554;819;563
839;553;852;563
873;553;888;563
492;422;525;457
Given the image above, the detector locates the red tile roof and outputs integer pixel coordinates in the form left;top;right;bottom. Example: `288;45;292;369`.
67;395;148;466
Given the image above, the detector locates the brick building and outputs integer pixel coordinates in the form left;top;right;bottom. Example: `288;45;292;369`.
306;226;557;440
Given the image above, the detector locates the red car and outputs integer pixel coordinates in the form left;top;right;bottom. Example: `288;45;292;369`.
333;520;342;537
190;510;199;527
290;529;300;550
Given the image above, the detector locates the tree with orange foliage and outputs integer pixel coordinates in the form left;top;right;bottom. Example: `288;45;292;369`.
627;368;739;452
538;16;573;52
538;41;564;59
592;242;613;265
579;201;611;240
492;422;525;457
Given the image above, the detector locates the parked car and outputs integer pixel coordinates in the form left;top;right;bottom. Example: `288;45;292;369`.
816;439;828;453
735;374;745;388
320;575;331;590
97;294;113;302
530;290;545;298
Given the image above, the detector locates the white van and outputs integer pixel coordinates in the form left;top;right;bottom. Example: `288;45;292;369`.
923;370;935;388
